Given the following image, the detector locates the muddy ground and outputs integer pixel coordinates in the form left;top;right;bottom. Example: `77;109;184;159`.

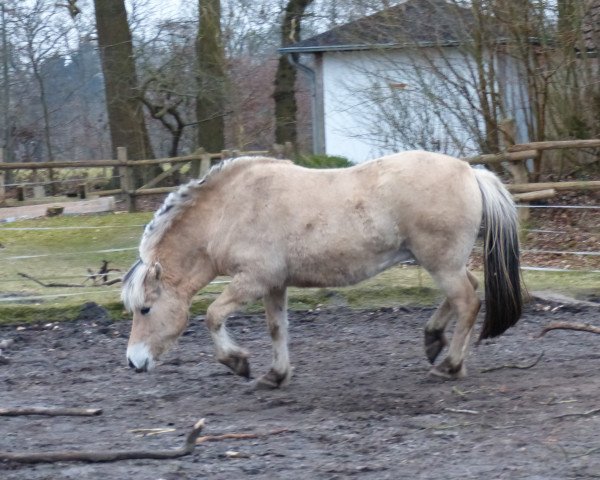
1;300;600;480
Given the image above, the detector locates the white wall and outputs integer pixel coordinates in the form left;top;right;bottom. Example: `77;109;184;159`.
320;48;529;163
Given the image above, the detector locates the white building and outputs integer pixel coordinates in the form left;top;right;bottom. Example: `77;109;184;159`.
280;0;532;163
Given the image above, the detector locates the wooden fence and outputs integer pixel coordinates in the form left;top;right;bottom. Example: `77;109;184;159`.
0;139;597;213
0;144;293;212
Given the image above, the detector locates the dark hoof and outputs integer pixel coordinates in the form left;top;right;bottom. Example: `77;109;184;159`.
429;357;465;380
255;368;292;390
424;329;447;364
219;354;251;379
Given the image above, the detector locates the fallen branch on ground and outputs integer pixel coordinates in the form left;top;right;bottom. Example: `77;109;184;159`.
18;272;84;288
84;260;122;286
129;427;177;437
195;427;289;444
444;408;479;415
539;321;600;337
0;419;205;464
480;352;544;373
555;407;600;420
0;407;102;417
19;264;122;288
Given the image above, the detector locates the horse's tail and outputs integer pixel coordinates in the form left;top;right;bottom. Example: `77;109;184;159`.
474;168;523;340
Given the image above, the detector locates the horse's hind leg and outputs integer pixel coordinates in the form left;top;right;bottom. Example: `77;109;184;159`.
256;287;293;389
424;271;478;364
424;300;453;364
429;270;481;379
205;276;266;379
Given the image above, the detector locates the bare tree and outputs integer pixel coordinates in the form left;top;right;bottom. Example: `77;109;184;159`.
273;0;314;148
196;0;226;152
94;0;155;185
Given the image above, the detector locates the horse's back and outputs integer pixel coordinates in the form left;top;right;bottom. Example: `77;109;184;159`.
208;152;483;286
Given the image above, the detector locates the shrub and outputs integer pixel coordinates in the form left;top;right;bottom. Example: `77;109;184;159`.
294;154;352;169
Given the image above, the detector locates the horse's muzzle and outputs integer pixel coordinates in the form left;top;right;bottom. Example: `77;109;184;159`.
128;358;148;373
126;342;154;373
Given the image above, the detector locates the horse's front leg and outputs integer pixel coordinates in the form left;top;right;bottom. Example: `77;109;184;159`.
256;287;292;389
205;276;266;379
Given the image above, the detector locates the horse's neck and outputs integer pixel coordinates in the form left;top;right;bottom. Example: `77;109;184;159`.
156;206;216;300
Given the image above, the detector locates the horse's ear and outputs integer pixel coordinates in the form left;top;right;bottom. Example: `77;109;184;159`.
153;262;162;281
145;262;162;286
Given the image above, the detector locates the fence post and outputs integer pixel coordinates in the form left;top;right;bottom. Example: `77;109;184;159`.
117;147;135;213
190;147;204;178
0;148;4;206
499;119;530;222
200;152;212;177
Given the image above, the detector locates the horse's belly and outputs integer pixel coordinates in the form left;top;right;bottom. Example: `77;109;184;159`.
287;247;414;288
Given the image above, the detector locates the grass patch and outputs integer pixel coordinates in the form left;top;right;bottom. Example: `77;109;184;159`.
0;212;597;325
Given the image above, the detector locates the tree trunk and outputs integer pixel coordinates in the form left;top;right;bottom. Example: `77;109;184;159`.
273;0;314;149
196;0;226;153
93;0;155;187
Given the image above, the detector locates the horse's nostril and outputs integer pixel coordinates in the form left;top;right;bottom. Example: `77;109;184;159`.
131;359;148;373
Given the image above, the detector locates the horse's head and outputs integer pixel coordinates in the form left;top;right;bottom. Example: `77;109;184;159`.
122;260;189;372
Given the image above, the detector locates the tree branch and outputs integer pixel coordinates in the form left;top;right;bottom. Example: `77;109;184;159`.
480;352;544;373
0;419;205;464
540;322;600;337
195;428;290;444
0;407;102;417
18;272;83;288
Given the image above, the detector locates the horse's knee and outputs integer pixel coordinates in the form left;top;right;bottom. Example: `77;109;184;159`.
424;329;447;364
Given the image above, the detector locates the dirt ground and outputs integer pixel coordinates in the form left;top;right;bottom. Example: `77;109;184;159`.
1;299;600;480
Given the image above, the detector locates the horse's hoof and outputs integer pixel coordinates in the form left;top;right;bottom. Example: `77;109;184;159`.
424;330;447;364
255;368;292;390
219;354;251;379
429;358;466;380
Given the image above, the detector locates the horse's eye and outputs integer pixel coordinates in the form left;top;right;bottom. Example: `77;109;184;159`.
140;307;151;315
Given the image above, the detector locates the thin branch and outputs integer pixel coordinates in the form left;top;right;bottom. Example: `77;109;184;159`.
555;407;600;420
0;407;102;417
539;322;600;337
18;272;84;288
480;352;544;373
195;428;290;444
444;408;479;415
0;419;205;464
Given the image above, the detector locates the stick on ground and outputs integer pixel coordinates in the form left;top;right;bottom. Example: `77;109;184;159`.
539;321;600;337
0;407;102;417
480;352;544;373
18;272;84;288
0;419;205;464
195;428;289;444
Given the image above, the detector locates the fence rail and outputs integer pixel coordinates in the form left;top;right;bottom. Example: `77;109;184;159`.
0;143;293;212
0;139;596;213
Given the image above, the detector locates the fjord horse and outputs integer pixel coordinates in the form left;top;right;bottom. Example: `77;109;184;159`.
122;151;522;387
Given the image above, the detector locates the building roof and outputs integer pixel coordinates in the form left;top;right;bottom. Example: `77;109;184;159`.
280;0;502;54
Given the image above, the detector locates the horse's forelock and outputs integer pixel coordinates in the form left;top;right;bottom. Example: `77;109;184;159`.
121;259;150;312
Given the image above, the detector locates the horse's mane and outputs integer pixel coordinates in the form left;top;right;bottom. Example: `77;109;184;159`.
138;156;284;262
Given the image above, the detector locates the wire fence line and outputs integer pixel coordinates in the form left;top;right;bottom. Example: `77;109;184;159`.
4;247;138;261
0;280;232;303
0;225;146;231
516;205;600;210
0;201;597;304
3;176;120;189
